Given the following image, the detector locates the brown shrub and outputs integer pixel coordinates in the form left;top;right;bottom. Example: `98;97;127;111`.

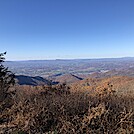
0;82;134;134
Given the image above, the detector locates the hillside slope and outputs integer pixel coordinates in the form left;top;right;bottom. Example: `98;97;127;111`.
15;75;51;86
70;76;134;95
53;73;83;84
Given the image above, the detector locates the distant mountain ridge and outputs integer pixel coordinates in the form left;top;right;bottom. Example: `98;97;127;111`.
15;75;51;86
5;56;134;62
15;74;83;86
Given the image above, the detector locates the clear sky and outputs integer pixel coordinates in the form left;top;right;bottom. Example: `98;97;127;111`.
0;0;134;60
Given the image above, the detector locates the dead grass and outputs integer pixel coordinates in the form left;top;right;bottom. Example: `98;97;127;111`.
0;82;134;134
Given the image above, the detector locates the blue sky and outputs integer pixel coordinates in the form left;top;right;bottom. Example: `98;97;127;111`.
0;0;134;60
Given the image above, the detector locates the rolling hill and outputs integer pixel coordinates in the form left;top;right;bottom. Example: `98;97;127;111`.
15;75;51;86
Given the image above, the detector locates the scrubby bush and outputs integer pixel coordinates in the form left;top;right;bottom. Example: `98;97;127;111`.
0;83;133;133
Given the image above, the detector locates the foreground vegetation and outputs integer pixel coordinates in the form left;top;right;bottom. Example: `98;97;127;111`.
0;83;133;133
0;53;134;133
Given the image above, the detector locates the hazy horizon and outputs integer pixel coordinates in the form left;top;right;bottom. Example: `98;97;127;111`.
5;56;134;62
